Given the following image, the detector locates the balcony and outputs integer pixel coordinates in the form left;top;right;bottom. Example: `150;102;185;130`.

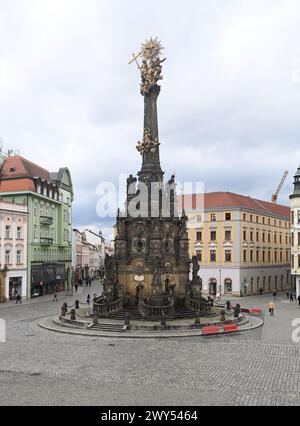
40;237;54;246
40;216;53;226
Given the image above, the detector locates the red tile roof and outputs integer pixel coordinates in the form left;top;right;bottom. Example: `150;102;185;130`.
179;192;290;219
0;156;51;181
0;156;53;193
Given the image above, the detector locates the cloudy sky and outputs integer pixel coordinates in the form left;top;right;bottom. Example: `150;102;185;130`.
0;0;300;241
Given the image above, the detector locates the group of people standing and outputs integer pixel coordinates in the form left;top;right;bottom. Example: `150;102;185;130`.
287;291;300;305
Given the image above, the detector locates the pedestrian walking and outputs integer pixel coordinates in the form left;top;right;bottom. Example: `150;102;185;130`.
15;294;22;304
53;292;58;302
268;301;275;316
86;294;91;305
75;283;78;293
287;291;290;300
290;293;294;302
89;277;92;287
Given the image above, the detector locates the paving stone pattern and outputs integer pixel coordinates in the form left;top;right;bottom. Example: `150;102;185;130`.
0;283;300;406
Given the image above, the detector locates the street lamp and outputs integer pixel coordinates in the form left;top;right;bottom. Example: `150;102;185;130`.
219;269;222;301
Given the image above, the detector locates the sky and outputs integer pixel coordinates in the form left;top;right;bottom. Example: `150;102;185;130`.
0;0;300;242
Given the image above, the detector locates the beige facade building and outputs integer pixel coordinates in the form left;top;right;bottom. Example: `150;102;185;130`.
181;192;291;297
290;166;300;299
0;200;28;301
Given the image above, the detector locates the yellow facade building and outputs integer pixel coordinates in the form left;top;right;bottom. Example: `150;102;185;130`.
180;192;291;297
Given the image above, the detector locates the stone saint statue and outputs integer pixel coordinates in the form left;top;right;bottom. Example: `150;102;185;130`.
105;254;115;281
192;255;200;282
152;257;163;286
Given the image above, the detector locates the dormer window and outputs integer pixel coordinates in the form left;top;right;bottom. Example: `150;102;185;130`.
9;167;16;173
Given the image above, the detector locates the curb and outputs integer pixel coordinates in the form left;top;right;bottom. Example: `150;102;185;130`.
37;316;264;339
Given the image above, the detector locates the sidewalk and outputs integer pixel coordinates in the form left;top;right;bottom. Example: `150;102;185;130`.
0;280;103;310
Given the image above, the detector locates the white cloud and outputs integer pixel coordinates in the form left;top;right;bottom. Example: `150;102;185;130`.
0;0;299;233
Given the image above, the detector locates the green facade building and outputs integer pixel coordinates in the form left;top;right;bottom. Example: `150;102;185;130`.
0;155;73;298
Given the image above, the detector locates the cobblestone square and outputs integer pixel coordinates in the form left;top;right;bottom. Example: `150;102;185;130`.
0;282;300;406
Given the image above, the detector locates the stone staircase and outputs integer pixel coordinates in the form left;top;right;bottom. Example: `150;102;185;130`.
90;322;125;333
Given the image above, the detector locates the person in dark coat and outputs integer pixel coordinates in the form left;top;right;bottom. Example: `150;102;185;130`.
86;294;91;304
290;293;294;302
298;295;300;306
287;291;290;300
15;294;22;304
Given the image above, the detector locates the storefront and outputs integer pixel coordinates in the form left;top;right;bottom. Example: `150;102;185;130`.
9;277;22;300
31;263;67;297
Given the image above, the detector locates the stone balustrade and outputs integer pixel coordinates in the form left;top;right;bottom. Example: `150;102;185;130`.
139;299;174;318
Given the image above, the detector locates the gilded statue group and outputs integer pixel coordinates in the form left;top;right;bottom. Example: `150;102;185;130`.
129;37;166;96
136;127;160;156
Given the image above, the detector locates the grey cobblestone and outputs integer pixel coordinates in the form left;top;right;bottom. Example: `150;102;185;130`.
0;286;300;406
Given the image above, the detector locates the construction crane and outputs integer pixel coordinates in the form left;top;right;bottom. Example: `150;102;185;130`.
271;170;289;204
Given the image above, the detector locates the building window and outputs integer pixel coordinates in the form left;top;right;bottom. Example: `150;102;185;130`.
256;232;259;242
224;279;232;293
268;233;271;243
274;251;278;262
298;232;300;246
262;232;266;243
210;250;216;262
16;250;22;264
243;250;247;262
34;225;38;241
243;213;246;221
196;250;202;262
298;210;300;224
262;217;265;224
274;233;277;244
17;227;22;239
196;231;202;242
64;229;69;242
250;215;253;222
210;231;216;241
250;250;253;262
34;205;38;216
256;216;259;223
262;251;266;262
256;250;259;262
243;230;247;241
225;230;231;241
250;231;253;241
268;251;271;262
298;255;300;268
5;250;11;265
225;213;231;221
211;213;216;222
225;250;231;262
5;225;11;239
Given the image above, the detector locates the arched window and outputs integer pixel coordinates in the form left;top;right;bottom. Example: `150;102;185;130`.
224;278;232;293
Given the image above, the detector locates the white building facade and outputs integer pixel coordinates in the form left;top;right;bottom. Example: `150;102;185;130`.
0;201;28;301
290;166;300;299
